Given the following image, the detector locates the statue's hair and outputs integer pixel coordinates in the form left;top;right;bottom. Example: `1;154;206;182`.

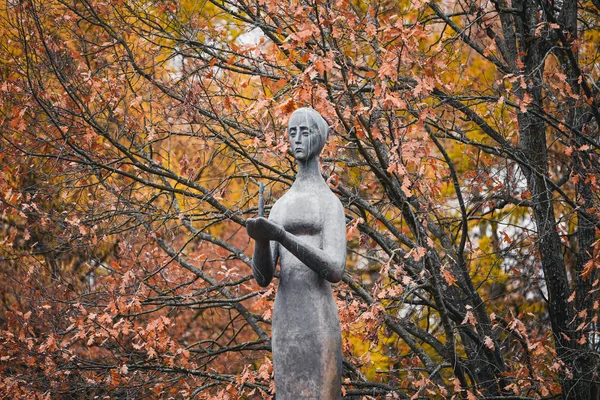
289;107;329;152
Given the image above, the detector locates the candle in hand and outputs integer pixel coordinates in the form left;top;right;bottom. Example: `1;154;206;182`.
258;182;265;218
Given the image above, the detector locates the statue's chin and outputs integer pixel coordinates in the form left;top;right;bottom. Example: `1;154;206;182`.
293;152;308;161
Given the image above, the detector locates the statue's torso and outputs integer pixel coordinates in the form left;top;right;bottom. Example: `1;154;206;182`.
269;184;342;400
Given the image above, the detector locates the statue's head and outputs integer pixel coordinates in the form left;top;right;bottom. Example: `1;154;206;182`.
287;108;329;162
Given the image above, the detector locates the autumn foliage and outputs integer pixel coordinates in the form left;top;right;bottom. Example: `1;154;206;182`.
1;0;599;398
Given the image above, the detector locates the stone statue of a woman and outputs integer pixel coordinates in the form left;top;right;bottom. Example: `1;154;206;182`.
246;108;346;399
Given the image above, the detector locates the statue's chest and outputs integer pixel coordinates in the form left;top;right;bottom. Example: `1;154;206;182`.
278;193;323;236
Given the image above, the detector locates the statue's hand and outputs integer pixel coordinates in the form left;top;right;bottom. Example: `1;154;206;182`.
246;217;285;242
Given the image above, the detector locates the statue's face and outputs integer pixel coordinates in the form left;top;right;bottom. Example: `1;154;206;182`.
288;112;320;161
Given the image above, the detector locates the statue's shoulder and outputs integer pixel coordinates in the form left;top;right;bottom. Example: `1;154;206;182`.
268;192;289;220
271;191;290;207
321;186;344;215
323;185;343;204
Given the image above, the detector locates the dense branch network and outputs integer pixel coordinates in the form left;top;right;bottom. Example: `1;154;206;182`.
0;0;598;398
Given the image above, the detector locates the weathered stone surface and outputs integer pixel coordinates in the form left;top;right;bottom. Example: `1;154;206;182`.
246;108;346;399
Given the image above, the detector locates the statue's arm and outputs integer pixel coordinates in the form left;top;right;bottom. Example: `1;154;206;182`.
278;199;346;283
251;238;278;287
247;197;346;284
247;205;282;287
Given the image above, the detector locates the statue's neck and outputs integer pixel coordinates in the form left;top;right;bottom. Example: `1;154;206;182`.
294;157;324;187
